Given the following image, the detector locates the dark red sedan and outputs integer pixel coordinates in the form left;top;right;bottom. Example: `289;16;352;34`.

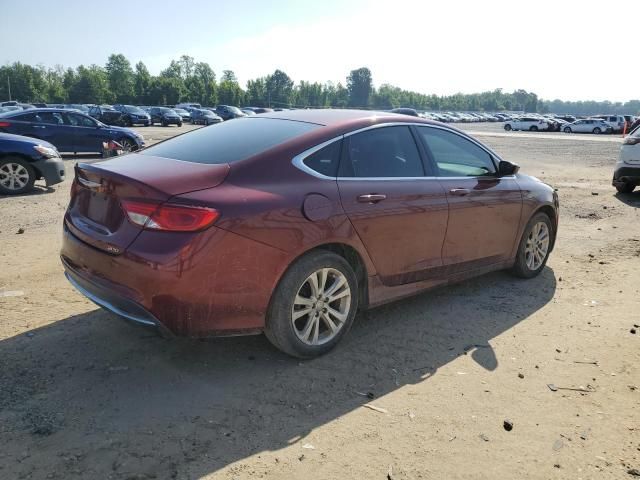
61;110;558;358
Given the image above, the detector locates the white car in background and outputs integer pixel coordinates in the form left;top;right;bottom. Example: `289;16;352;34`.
594;115;626;133
612;125;640;193
503;117;549;132
562;118;612;134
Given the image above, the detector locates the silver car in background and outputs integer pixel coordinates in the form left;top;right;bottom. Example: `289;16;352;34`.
563;118;612;134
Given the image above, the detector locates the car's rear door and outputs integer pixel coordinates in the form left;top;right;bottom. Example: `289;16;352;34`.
35;111;74;150
416;126;522;271
337;125;449;286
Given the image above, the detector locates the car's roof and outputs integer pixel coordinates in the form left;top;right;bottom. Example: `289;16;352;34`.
0;107;81;116
259;108;437;128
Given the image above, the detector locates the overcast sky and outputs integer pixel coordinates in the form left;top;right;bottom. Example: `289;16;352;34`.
3;0;638;102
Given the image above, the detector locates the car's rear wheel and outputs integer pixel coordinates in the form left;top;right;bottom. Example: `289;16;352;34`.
0;157;35;195
615;181;635;194
504;124;512;131
178;122;183;127
265;251;358;358
529;125;538;131
510;212;553;278
564;127;572;133
122;117;132;127
593;127;601;134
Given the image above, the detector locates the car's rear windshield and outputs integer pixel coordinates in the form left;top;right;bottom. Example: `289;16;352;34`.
140;117;320;164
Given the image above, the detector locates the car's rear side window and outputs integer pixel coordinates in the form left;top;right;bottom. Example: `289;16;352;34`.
141;118;319;164
302;140;342;177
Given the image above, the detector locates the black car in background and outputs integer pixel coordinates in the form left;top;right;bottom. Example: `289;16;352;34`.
190;109;222;125
214;105;246;120
148;107;182;127
88;105;124;126
0;132;65;194
113;105;151;126
172;108;191;122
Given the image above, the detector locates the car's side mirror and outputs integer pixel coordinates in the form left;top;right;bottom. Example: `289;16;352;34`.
498;160;520;176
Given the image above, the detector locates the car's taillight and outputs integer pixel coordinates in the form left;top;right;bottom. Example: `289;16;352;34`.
623;136;640;146
0;121;11;128
120;200;219;232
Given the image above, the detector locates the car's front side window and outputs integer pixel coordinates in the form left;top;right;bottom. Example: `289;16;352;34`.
339;126;424;178
417;126;496;177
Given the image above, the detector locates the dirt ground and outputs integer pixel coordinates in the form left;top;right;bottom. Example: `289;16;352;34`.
0;123;638;480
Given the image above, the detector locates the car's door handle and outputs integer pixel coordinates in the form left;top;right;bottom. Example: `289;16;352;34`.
357;194;387;203
449;188;471;196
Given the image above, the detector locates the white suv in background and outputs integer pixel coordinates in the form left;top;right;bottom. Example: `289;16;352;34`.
612;125;640;193
595;115;626;133
503;117;549;132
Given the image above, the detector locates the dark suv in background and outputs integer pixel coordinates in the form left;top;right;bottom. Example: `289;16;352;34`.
190;109;222;125
113;105;151;126
149;107;182;127
88;105;124;126
214;105;246;120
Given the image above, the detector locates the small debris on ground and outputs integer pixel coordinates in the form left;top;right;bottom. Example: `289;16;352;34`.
0;290;25;297
518;373;524;379
479;433;490;442
628;468;640;477
387;465;394;480
503;419;514;431
631;329;637;335
362;404;388;414
302;443;315;450
16;227;25;234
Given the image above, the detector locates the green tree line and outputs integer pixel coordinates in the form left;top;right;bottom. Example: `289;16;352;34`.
1;54;638;115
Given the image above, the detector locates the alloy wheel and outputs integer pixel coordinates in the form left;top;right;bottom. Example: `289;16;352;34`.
0;162;30;191
524;222;550;270
291;268;351;346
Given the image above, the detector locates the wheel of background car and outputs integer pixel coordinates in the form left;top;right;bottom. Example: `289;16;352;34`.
118;137;136;152
529;126;538;131
504;124;512;131
510;212;553;279
593;127;601;134
264;250;359;358
162;120;168;127
615;182;635;194
564;127;572;133
0;156;36;195
178;122;182;127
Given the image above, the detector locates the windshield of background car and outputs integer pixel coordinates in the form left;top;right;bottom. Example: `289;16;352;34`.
141;117;319;164
228;106;243;114
125;106;146;114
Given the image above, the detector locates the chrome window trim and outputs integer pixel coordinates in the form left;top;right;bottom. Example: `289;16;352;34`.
291;121;507;181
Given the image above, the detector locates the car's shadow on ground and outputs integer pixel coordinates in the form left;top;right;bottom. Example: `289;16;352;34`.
614;190;640;207
0;184;56;198
1;268;556;478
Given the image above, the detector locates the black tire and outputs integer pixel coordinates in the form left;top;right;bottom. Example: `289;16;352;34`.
510;212;553;279
593;127;601;134
177;122;183;127
615;182;635;194
117;137;136;152
0;156;36;195
504;124;512;131
265;251;359;358
529;125;538;132
122;116;132;127
162;120;168;127
564;127;572;133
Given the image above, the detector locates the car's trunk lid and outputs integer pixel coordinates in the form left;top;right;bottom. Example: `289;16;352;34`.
65;154;230;254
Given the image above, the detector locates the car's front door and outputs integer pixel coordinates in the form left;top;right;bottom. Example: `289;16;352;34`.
34;111;74;150
337;125;449;286
416;126;522;271
64;112;104;152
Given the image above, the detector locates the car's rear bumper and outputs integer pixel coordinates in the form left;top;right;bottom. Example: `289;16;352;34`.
32;157;65;186
60;221;289;337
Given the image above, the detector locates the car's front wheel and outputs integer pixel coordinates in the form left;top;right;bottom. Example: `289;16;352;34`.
593;127;601;134
265;251;359;358
564;127;572;133
0;157;35;195
118;137;136;152
510;212;553;278
504;124;512;131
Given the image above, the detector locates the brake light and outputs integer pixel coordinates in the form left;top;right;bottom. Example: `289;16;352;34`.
0;121;11;128
623;136;640;146
120;200;219;232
